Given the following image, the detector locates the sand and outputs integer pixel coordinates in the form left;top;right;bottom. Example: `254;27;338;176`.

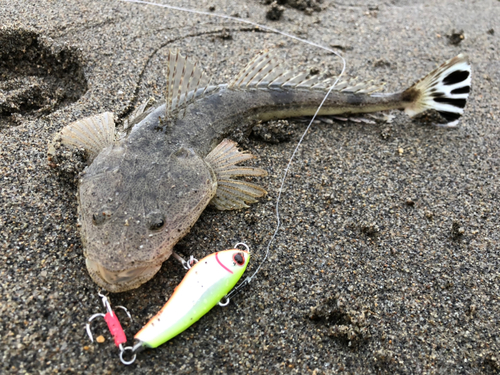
1;0;499;373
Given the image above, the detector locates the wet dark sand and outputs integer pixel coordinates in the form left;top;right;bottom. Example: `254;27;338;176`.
1;0;499;373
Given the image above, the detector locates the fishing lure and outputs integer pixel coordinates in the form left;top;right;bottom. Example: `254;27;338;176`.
119;245;250;364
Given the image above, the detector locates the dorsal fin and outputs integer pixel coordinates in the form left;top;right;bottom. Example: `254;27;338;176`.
228;50;384;94
164;50;215;118
123;97;156;131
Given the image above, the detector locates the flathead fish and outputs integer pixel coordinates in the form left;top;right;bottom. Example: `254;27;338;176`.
49;51;471;292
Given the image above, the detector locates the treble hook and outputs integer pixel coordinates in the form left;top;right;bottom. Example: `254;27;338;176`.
85;292;135;363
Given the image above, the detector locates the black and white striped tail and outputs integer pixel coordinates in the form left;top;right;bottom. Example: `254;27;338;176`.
403;54;471;127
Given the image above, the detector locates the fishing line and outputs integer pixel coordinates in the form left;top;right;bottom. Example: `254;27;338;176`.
120;0;347;298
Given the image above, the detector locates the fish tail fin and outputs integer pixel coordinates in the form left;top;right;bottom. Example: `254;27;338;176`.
402;54;471;127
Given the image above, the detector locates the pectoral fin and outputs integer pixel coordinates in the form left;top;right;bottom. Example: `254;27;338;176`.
48;112;115;160
205;139;267;210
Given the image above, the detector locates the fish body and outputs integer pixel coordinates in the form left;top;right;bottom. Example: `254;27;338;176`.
50;51;471;292
134;248;250;349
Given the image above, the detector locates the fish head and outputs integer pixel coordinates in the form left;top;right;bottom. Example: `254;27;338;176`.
79;146;217;292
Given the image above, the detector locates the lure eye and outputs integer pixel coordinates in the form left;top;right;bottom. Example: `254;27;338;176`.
233;252;245;266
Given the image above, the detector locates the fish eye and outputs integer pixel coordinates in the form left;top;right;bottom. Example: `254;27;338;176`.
233;252;245;266
92;209;112;226
147;211;166;231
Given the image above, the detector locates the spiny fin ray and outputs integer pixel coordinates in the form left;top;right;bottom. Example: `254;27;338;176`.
228;50;385;94
124;97;156;130
165;50;214;118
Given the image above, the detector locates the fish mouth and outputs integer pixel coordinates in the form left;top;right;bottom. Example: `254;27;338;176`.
85;258;161;293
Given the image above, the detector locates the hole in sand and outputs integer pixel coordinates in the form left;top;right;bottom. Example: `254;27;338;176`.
0;29;88;128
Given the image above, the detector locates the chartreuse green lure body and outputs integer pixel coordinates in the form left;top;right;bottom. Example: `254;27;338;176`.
134;248;249;349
